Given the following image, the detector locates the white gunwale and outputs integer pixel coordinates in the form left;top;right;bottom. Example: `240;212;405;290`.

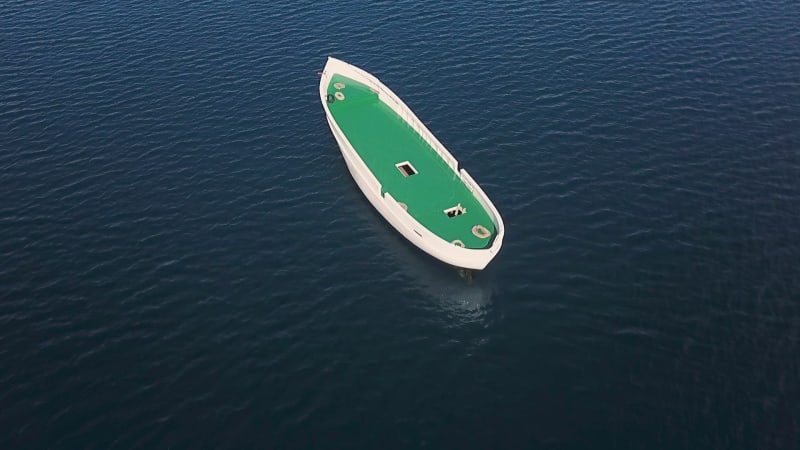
319;57;504;270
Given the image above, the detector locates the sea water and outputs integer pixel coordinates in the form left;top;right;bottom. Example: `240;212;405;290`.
2;1;799;448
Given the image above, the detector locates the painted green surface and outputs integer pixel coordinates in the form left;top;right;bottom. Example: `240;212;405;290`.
327;74;495;249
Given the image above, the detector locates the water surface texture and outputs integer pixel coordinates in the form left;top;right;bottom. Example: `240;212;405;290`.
2;1;800;448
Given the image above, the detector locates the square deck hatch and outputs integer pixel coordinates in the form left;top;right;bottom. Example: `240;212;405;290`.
395;161;417;177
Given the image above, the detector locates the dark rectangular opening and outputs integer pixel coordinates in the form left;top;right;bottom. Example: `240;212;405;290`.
396;161;417;177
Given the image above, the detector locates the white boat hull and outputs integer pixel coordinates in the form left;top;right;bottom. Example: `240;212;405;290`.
320;57;504;270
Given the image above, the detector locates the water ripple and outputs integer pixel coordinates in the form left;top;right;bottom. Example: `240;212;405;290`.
2;0;800;448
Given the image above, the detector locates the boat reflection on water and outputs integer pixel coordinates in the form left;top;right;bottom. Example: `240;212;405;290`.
355;199;498;322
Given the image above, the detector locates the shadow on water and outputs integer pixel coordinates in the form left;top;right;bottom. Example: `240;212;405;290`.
343;180;499;323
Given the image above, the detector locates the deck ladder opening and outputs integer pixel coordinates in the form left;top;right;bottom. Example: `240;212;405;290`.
444;203;467;218
396;161;418;177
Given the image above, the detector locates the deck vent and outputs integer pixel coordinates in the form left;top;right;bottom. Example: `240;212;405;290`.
444;203;467;218
395;161;417;177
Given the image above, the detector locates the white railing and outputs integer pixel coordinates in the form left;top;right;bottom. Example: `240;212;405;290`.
321;58;504;268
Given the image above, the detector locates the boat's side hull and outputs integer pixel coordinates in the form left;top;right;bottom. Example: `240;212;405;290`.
320;57;503;270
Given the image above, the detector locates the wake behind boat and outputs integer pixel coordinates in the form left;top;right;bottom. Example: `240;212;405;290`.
319;57;504;270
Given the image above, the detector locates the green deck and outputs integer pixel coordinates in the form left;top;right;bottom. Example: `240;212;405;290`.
326;74;496;249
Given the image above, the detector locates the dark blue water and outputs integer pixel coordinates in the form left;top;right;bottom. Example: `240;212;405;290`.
2;1;800;448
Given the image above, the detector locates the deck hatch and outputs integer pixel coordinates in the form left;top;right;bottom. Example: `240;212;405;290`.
444;203;467;218
395;161;418;177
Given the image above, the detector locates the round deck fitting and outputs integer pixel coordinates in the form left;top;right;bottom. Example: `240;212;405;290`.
472;225;491;239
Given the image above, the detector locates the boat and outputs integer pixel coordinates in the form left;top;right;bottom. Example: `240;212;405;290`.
318;57;504;270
